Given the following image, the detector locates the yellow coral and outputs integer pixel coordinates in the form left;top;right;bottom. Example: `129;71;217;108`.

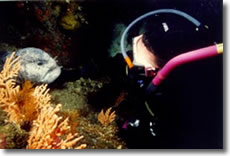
0;53;49;125
0;53;86;149
27;104;86;149
58;109;80;134
0;53;55;125
0;52;23;124
59;12;80;30
0;52;21;83
98;107;116;126
17;81;37;122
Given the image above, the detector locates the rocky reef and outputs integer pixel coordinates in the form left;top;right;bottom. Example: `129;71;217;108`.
51;77;105;111
0;1;88;67
50;77;127;149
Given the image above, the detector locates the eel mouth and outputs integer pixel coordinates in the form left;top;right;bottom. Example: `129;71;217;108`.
41;66;61;83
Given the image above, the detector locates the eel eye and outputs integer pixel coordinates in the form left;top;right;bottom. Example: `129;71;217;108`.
37;62;43;66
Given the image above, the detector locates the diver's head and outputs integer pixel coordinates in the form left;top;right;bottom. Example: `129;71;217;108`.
134;15;214;69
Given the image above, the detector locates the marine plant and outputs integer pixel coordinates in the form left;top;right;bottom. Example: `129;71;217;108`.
98;107;116;126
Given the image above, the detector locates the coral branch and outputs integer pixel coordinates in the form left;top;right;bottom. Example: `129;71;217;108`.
0;52;53;124
0;52;23;124
0;52;86;149
98;107;116;126
27;104;86;149
33;84;51;109
0;52;21;83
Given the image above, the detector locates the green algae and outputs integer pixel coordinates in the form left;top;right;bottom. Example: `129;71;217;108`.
0;120;29;149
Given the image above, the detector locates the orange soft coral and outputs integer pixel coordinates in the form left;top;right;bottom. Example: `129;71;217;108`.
0;52;51;125
0;53;38;125
58;109;80;135
0;53;86;149
27;104;86;149
16;80;37;123
0;52;23;124
98;107;116;126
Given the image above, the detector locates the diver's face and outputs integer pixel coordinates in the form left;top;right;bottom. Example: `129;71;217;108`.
133;34;159;69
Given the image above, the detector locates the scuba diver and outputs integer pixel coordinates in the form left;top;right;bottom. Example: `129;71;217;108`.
129;13;213;74
116;9;222;148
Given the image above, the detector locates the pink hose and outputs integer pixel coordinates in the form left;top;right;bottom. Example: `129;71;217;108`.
153;45;219;86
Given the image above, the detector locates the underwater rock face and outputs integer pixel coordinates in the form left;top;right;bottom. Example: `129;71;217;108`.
50;77;104;111
50;77;126;149
0;48;61;84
